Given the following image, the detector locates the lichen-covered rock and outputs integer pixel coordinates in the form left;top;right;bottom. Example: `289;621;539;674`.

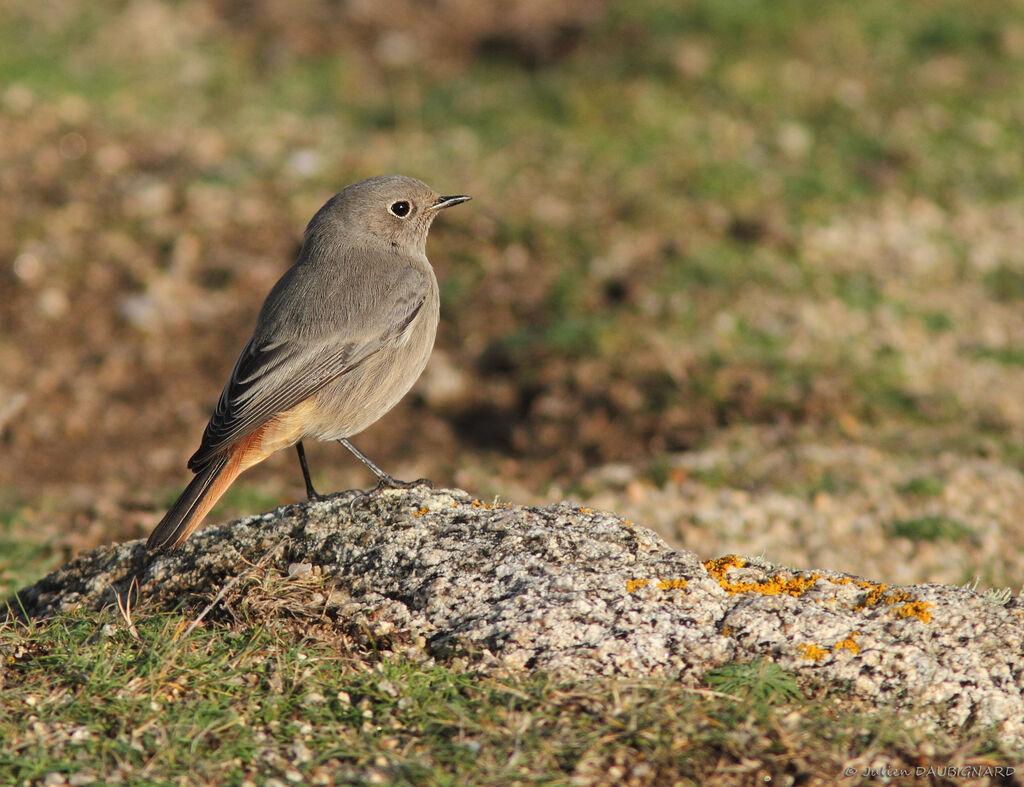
8;486;1024;746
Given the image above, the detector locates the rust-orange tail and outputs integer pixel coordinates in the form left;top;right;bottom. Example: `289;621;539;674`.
147;452;235;551
147;415;304;552
147;446;255;552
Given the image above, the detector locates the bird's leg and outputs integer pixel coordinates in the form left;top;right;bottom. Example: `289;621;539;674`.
338;437;429;486
295;441;324;500
337;437;433;515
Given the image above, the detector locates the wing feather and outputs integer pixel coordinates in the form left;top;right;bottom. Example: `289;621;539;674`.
188;260;429;471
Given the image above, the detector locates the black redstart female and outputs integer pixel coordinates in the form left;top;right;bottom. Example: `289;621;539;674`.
146;175;470;551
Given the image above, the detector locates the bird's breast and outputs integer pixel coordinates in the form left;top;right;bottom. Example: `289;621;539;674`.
304;293;439;441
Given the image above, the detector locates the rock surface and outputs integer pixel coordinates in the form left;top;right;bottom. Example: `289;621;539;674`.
8;486;1024;747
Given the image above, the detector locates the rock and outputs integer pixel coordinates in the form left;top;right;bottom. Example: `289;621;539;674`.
7;486;1024;746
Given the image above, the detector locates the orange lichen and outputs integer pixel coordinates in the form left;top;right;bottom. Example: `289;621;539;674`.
657;578;688;591
580;508;594;514
858;583;904;606
855;582;888;608
703;555;820;597
828;577;853;585
895;601;933;624
412;507;428;517
885;591;912;605
834;632;860;654
626;579;650;593
852;582;929;623
855;582;914;611
801;643;828;661
704;555;747;576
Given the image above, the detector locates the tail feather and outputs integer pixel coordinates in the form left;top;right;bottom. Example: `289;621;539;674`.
147;454;234;552
147;418;289;552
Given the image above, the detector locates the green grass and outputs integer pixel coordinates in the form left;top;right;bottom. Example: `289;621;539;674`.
918;310;955;333
896;475;946;498
0;538;54;598
883;515;976;543
984;265;1024;302
704;659;803;707
211;483;290;521
0;504;64;597
971;345;1024;367
0;607;1011;785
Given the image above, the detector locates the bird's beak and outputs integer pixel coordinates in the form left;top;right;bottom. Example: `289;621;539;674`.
430;194;472;211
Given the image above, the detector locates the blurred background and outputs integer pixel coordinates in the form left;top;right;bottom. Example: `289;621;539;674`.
2;0;1024;594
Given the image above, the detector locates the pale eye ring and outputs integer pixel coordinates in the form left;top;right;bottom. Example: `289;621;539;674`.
389;200;411;218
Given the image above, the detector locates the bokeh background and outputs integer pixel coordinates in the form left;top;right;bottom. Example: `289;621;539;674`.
3;0;1024;593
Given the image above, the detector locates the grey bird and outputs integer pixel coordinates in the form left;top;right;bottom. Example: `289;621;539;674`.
146;175;470;551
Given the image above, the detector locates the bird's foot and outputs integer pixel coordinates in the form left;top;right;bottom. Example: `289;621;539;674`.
379;474;434;491
348;475;434;517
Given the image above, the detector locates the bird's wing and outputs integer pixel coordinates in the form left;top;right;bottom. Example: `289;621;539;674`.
187;261;429;472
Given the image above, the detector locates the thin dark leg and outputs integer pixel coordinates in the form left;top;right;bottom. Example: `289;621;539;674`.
337;437;433;515
295;441;322;500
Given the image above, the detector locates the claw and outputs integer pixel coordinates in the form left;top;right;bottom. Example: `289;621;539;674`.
347;476;433;517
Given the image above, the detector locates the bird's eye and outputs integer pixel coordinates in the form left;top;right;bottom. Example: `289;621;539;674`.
389;200;411;218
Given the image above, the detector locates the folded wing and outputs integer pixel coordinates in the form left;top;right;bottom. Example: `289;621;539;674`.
188;260;428;472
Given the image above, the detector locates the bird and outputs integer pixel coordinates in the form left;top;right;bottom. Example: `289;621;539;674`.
146;174;470;551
